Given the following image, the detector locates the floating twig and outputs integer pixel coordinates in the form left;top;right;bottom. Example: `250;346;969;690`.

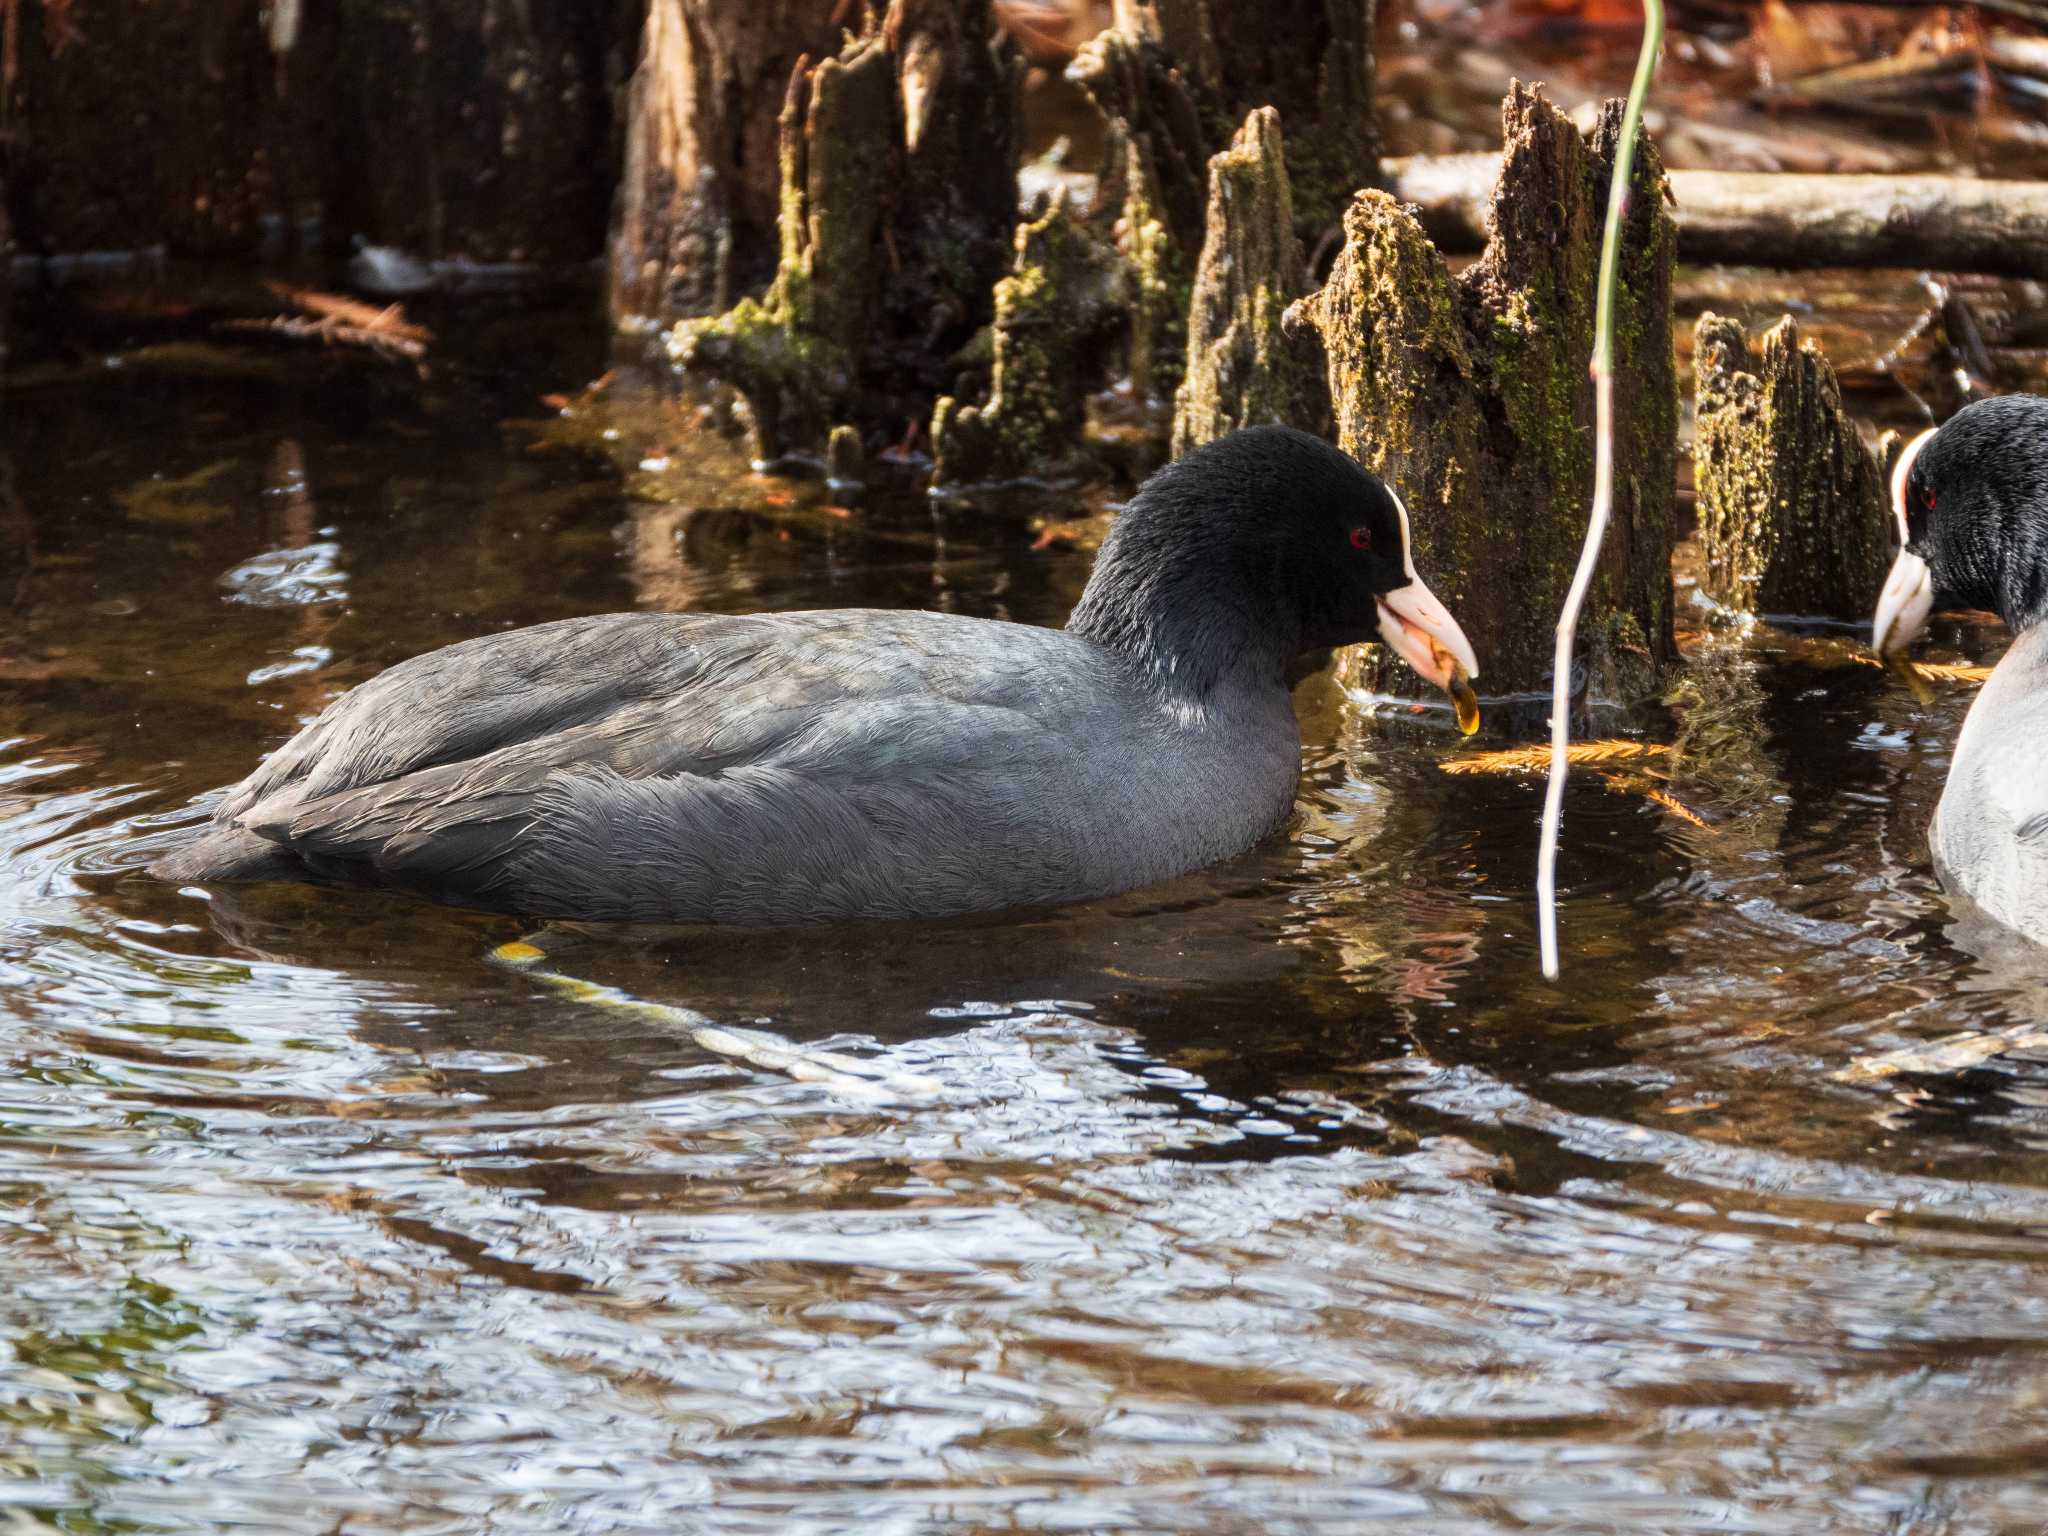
1601;773;1713;829
218;284;432;362
488;941;945;1104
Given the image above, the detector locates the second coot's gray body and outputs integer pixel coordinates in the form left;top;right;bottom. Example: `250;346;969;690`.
1876;395;2048;949
1930;624;2048;946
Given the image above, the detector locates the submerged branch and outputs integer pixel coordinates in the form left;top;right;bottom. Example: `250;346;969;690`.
1384;157;2048;281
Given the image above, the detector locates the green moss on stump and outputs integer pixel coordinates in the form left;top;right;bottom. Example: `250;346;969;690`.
1295;83;1678;702
666;2;1019;463
1172;107;1330;454
930;194;1121;487
1692;313;1890;620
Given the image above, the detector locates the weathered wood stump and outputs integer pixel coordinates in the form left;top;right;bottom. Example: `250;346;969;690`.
1171;108;1330;455
1090;0;1378;244
325;3;625;271
667;0;1022;463
1;1;624;272
610;0;843;324
1692;314;1890;620
1286;83;1677;701
929;194;1123;487
1068;0;1376;407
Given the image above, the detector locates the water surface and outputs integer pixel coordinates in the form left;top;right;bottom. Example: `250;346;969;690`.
4;292;2048;1534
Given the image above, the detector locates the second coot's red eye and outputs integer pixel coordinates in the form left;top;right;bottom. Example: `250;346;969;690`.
1349;526;1372;551
1922;486;1937;511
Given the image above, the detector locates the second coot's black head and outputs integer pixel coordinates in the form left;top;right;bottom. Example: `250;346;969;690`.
1066;425;1478;699
1876;394;2048;655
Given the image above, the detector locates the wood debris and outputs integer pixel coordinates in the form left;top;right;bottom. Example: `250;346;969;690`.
1836;1023;2048;1081
1617;778;1715;830
1442;740;1710;826
218;284;431;362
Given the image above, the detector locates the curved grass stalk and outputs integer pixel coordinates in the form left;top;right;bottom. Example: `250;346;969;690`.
1536;0;1667;980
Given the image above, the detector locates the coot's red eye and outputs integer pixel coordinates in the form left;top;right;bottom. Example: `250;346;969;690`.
1922;486;1937;511
1349;526;1372;551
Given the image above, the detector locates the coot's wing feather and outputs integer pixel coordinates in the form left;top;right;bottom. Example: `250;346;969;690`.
256;695;1089;922
191;608;1123;919
217;613;757;823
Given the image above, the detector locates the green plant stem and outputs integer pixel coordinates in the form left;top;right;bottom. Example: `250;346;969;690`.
1536;0;1666;981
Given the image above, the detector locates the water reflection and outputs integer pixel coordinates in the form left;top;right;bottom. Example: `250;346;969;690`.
4;311;2048;1534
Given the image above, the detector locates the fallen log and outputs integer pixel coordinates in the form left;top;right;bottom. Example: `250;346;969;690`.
1383;155;2048;279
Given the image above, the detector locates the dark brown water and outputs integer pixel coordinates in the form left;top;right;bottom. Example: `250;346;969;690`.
5;288;2048;1535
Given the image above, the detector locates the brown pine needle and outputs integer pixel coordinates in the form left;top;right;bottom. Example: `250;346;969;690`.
1848;654;1993;684
1599;773;1713;829
1441;740;1671;776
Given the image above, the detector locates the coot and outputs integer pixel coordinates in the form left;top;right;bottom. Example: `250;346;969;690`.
1873;394;2048;945
153;426;1478;924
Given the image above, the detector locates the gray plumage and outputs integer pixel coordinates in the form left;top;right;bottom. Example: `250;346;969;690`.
151;426;1455;925
1931;624;2048;946
1882;394;2048;947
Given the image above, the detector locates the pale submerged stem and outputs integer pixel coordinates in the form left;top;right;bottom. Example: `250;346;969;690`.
1536;0;1666;981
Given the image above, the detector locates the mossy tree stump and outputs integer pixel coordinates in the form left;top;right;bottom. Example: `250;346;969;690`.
1069;0;1377;407
1171;107;1331;454
666;0;1021;463
1692;314;1890;619
1287;83;1677;701
929;195;1123;487
611;0;844;324
1093;0;1377;245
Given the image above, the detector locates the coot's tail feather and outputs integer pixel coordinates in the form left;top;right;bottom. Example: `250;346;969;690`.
148;826;303;885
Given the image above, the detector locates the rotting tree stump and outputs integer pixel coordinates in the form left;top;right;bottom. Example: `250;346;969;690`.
610;0;844;325
1692;314;1890;621
1068;0;1376;409
1286;83;1677;702
929;193;1123;488
1171;107;1330;455
1092;0;1377;246
666;0;1022;464
325;2;627;272
1;1;626;275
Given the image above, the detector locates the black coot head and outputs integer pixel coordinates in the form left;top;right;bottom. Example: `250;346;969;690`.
1878;394;2048;653
1073;425;1477;689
